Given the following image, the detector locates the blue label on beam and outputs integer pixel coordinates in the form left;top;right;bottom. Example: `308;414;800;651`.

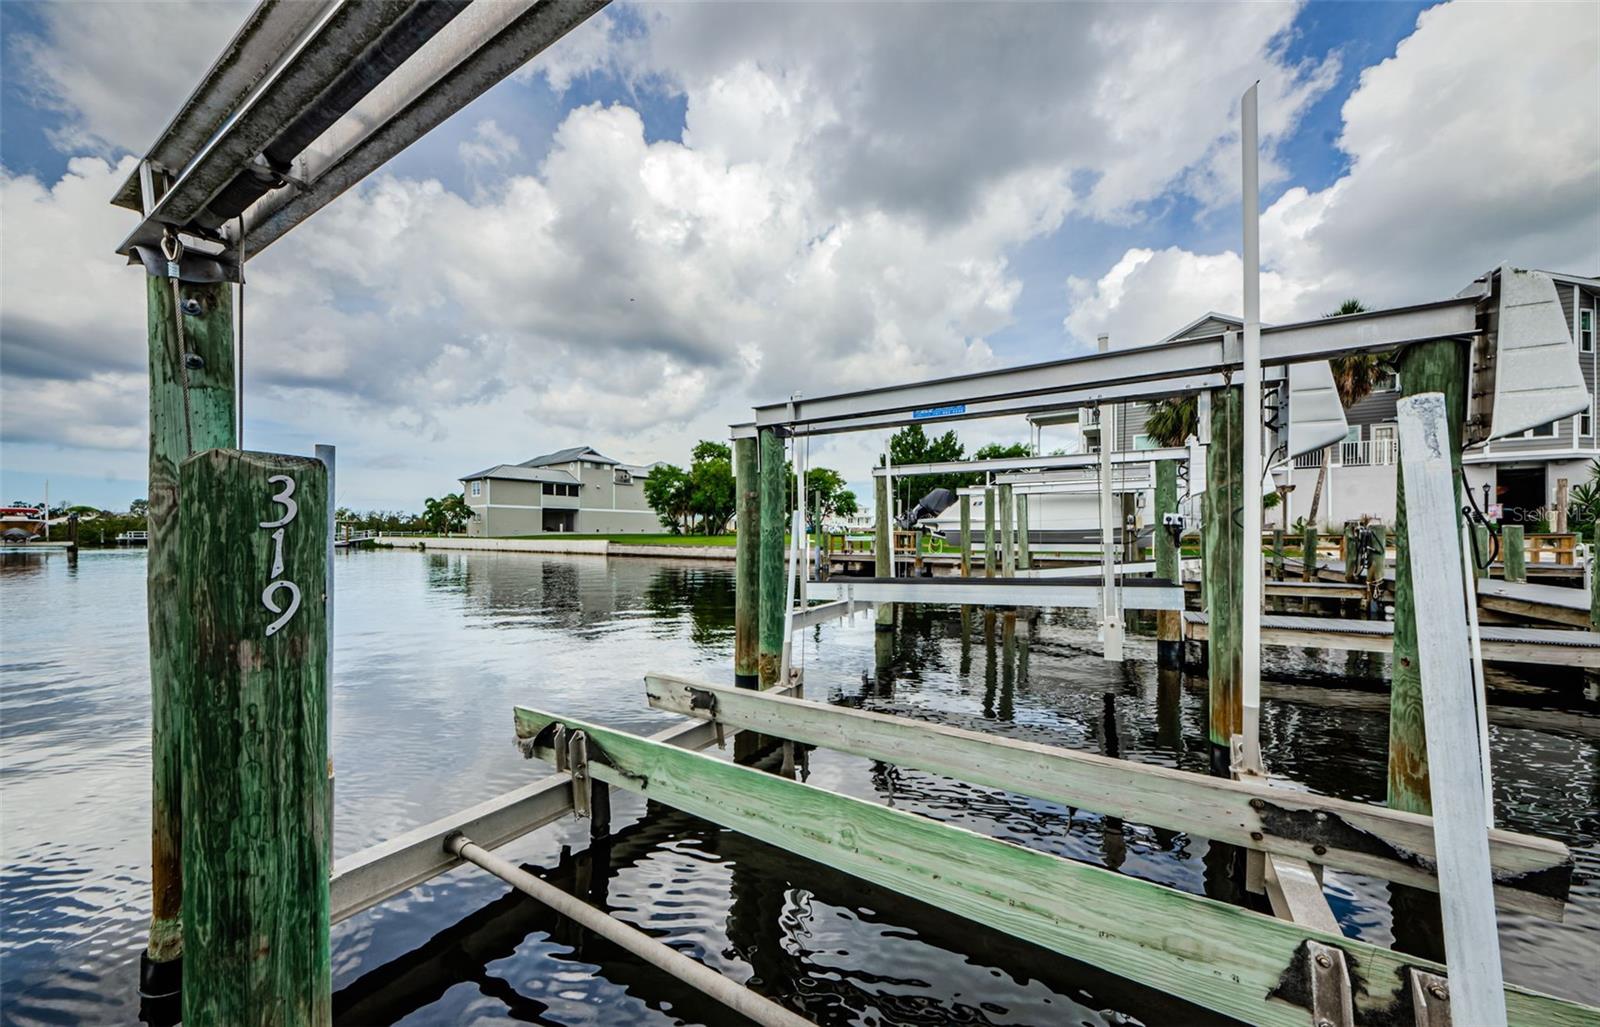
912;404;966;419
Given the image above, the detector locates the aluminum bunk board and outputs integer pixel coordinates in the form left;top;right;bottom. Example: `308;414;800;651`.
807;576;1184;610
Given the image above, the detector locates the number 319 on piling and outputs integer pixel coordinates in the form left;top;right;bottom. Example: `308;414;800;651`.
260;474;302;636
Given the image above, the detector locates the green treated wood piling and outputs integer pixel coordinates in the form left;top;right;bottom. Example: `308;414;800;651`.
1502;524;1525;583
1155;460;1181;668
1016;494;1031;570
998;484;1015;577
875;473;893;628
1390;339;1467;814
733;437;760;689
758;429;786;686
983;487;996;579
178;449;328;1025
143;274;235;991
1202;388;1243;776
1301;525;1318;582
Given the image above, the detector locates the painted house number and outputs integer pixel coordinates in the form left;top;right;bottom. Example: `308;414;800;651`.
260;474;302;637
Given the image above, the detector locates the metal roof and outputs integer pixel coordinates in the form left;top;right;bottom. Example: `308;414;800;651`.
519;446;618;468
460;465;578;485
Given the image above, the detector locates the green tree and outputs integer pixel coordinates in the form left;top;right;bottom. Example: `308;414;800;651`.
972;442;1031;461
882;424;968;511
644;464;693;533
1305;298;1383;525
689;447;736;533
130;498;149;518
1143;397;1199;447
804;467;859;520
422;492;473;534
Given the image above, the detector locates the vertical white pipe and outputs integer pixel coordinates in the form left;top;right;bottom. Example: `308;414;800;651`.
1240;83;1264;746
885;440;894;576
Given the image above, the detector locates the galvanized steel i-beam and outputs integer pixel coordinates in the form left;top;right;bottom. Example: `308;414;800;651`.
737;296;1481;438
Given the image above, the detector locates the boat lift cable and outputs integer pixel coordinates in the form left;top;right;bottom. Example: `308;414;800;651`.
236;215;245;449
446;834;816;1027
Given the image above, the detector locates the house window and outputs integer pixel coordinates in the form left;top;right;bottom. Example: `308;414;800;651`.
470;480;481;497
1582;309;1594;352
1132;434;1158;451
1375;370;1400;392
614;468;633;485
1582;399;1594;438
1524;421;1556;438
542;482;579;497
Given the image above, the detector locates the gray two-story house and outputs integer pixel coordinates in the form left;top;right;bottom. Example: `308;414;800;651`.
1026;268;1598;531
460;446;663;536
1288;270;1598;528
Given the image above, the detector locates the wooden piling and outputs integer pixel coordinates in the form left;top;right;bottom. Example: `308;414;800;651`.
178;449;328;1025
983;487;996;579
998;484;1015;577
1016;494;1031;570
1502;524;1526;583
1301;525;1318;582
1202;387;1243;776
1343;522;1360;583
757;429;786;685
1271;529;1284;581
1368;523;1388;617
1389;338;1467;815
959;495;972;579
1592;522;1600;630
1155;460;1181;669
142;274;235;992
1473;524;1491;579
733;437;760;690
874;473;893;628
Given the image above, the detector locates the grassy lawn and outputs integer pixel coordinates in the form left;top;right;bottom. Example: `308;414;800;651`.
499;533;739;547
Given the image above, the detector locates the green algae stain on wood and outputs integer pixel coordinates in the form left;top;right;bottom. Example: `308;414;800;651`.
179;449;329;1026
146;276;236;963
1203;388;1243;760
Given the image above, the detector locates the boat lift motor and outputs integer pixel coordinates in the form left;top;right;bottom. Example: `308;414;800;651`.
897;487;958;531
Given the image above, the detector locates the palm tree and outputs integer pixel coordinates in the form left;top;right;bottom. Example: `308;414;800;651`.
1304;298;1383;526
1143;395;1198;448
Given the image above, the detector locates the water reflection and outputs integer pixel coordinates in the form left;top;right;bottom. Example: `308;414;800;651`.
4;549;1598;1023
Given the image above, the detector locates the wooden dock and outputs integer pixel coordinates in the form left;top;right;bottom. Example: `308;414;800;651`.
1476;579;1593;628
1182;610;1600;668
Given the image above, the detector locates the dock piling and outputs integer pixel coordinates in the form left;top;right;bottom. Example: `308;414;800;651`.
875;472;893;627
1389;337;1467;814
1155;460;1181;668
1502;524;1525;583
142;272;236;997
1203;387;1244;776
178;448;329;1025
757;430;786;687
734;437;759;690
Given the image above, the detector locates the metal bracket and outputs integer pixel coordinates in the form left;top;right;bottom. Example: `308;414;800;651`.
1407;968;1452;1027
686;687;725;748
566;730;592;819
1305;941;1354;1027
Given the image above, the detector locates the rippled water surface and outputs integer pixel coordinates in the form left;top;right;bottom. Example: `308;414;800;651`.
3;548;1597;1025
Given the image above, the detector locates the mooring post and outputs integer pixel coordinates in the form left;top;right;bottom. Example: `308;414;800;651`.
142;271;236;998
1389;338;1467;814
999;484;1015;577
874;473;893;628
1271;529;1284;581
1473;524;1492;579
1343;521;1360;583
178;449;329;1024
757;429;786;687
983;487;996;579
1203;387;1243;776
1155;460;1181;669
1368;522;1388;616
1016;493;1031;571
1301;524;1318;582
1592;522;1600;631
1502;524;1525;583
733;437;760;690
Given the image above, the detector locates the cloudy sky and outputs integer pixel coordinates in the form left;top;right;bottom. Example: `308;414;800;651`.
1;1;1596;512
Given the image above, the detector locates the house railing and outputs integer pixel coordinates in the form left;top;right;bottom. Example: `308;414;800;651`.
1291;438;1399;470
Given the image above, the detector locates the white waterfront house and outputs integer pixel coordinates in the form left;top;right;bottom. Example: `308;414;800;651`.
927;267;1599;538
460;446;664;536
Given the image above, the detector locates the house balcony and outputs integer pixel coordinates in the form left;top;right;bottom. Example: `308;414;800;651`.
1291;438;1399;470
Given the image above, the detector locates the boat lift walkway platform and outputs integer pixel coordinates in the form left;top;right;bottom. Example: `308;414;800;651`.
1182;610;1600;668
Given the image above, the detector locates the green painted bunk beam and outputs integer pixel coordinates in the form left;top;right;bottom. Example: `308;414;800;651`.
643;674;1569;916
511;706;1594;1027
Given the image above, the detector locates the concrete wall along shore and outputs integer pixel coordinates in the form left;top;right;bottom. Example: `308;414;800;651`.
378;536;735;561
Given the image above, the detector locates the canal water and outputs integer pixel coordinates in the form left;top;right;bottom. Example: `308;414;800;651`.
2;548;1596;1025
